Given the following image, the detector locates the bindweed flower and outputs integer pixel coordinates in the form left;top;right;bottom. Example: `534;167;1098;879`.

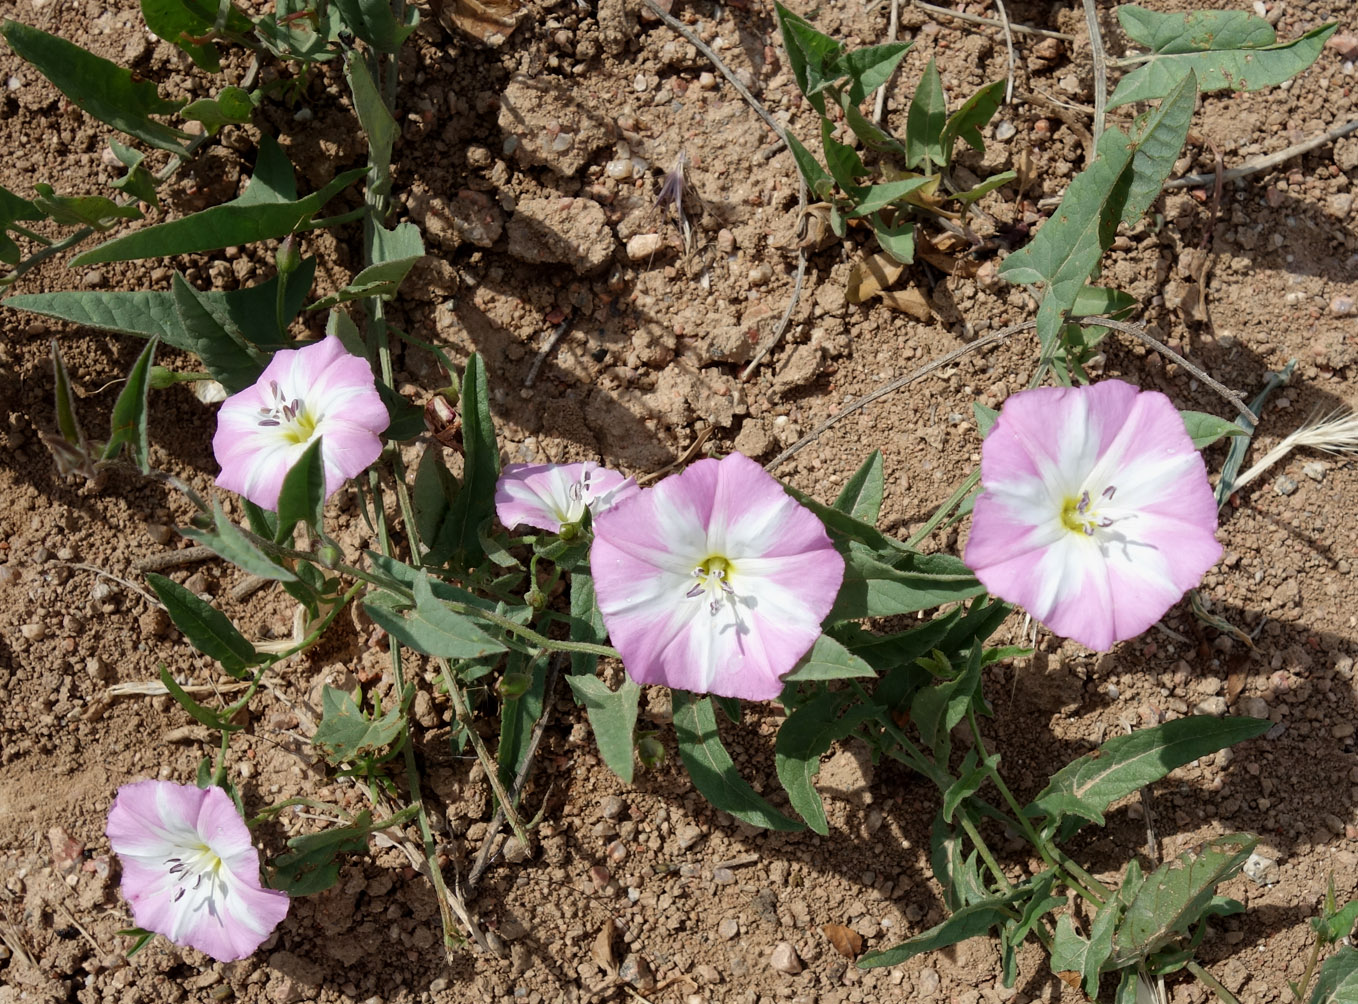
213;335;387;511
495;461;639;534
964;380;1221;651
106;780;289;962
590;452;844;701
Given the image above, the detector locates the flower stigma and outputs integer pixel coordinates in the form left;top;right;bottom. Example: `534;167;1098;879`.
256;380;316;444
1060;485;1120;537
165;842;227;914
687;555;738;615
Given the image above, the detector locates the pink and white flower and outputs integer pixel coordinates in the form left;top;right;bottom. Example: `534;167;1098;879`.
590;452;844;701
964;380;1221;651
213;336;387;511
106;780;289;962
495;461;639;533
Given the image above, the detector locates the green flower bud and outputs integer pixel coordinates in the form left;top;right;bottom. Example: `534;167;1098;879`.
275;235;301;277
637;736;665;769
497;673;532;700
317;543;342;569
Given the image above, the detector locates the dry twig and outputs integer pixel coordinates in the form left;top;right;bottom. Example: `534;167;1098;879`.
1164;117;1358;189
913;0;1074;41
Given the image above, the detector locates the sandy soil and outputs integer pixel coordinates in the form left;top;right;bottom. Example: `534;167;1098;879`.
1;0;1357;1001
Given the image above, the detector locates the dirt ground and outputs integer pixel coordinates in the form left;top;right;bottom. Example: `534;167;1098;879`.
2;0;1357;1001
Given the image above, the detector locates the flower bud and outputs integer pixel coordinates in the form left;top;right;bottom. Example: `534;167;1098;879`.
497;673;532;700
275;235;301;277
149;365;180;390
317;543;342;569
424;395;463;451
637;736;665;769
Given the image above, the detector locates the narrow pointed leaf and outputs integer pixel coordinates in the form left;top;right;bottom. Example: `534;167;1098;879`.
859;892;1021;967
1309;946;1358;1004
70;167;367;265
180;500;299;581
274;437;327;540
940;79;1006;161
833;450;884;522
432;353;498;565
101;337;157;471
1181;410;1249;450
785;131;835;200
905;58;946;169
145;573;258;678
566;673;640;783
672;690;802;832
838;41;911;104
1;20;187;152
1026;716;1270;829
363;574;507;659
31;184;142;230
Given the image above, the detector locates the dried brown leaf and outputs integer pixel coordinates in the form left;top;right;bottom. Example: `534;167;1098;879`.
592;921;618;975
877;285;933;321
844;252;904;305
822;923;863;958
432;0;526;46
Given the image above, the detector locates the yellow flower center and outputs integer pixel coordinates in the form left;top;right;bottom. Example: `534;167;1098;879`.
1061;486;1119;537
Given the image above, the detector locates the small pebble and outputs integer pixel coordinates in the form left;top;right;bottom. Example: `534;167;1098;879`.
1330;295;1355;316
20;623;44;641
918;968;941;995
698;72;717;90
1194;697;1228;718
718;918;740;940
1303;461;1327;482
712;867;734;885
626;233;665;260
1334;723;1355;739
1244;852;1280;885
1273;474;1299;496
994;120;1016;141
503;837;530;863
769;942;802;975
620;953;656;991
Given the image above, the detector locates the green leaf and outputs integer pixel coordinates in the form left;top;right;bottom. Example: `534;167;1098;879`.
566;674;640;784
849;176;935;218
145;573;258;678
430;354;499;565
833;450;884;522
169;272;269;393
998;71;1197;354
345;54;396;228
4;262;312;358
785;131;835;200
859;892;1020;968
838;42;911;105
308;253;424;309
775;2;841;116
941;748;997;823
30;184;142;230
905;58;946;170
829;546;983;621
783;633;877;683
940;79;1006;162
568;567;605;676
412;445;457;558
1180;410;1249;450
180;500;299;582
973;402;999;438
1110;6;1336;108
1108;833;1257;967
952;170;1018;204
364;574;507;659
0;20;187;152
313;686;404;763
1314;900;1358;945
49;339;89;457
332;0;418;52
672;690;803;832
255;0;340;63
1071;284;1138;318
139;0;220;72
871;213;916;264
498;653;548;792
774;691;881;834
71;166;367;265
107;140;160;208
839;94;905;154
910;644;982;754
0;184;44;264
1026;716;1270;831
238;135;299;206
181;86;255;135
1309;946;1358;1004
100;338;157;472
271;810;374;895
274;437;327;540
158;664;234;731
821;118;866;195
931;814;989;911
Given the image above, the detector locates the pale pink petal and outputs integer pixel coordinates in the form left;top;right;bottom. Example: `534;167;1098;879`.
965;380;1220;651
495;462;636;533
213;337;385;512
591;453;844;700
106;781;288;963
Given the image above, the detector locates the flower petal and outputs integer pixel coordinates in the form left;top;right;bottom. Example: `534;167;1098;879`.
592;453;844;700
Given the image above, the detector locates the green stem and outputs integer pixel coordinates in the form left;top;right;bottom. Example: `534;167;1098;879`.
904;467;981;547
212;729;230;788
249;796;356;826
966;707;1109;906
1289;934;1325;1004
1188;961;1241;1004
958;813;1012;892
